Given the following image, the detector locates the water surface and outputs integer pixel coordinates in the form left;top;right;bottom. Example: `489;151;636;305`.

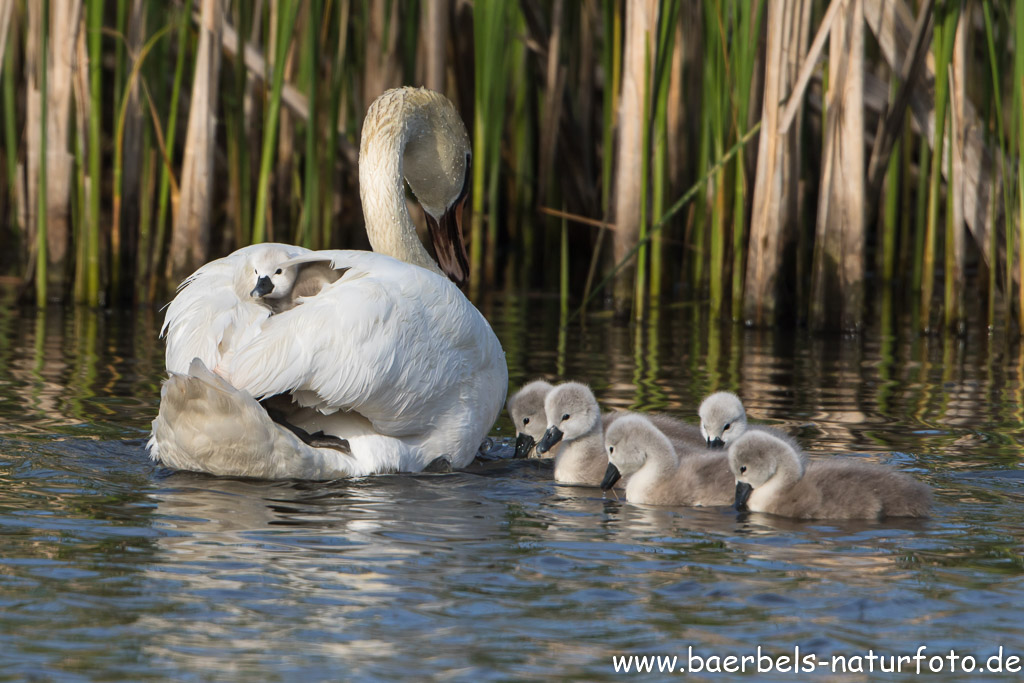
1;289;1022;680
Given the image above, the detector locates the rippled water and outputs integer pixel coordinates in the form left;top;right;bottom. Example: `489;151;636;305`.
1;288;1022;680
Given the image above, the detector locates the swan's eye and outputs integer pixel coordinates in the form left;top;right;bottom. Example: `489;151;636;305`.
724;423;731;431
275;268;282;275
522;417;530;425
561;413;570;422
739;465;747;474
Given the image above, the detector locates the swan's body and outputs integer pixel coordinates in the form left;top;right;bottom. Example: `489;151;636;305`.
535;382;708;487
729;432;932;519
601;414;734;506
150;88;507;478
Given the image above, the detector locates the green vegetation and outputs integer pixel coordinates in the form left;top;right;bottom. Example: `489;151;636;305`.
0;0;1020;337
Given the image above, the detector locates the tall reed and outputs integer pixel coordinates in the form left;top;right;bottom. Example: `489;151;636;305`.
920;1;957;332
252;0;299;244
0;0;1019;343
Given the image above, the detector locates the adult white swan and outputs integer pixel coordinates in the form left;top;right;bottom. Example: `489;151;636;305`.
149;87;508;478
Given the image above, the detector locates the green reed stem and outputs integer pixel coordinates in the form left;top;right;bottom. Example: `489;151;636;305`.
882;123;900;283
1014;0;1024;326
112;24;173;299
3;34;17;234
572;121;761;322
582;0;622;308
151;0;192;295
634;34;652;321
912;136;929;292
300;0;320;249
84;0;103;305
921;2;956;331
36;1;49;307
650;0;679;305
252;0;299;244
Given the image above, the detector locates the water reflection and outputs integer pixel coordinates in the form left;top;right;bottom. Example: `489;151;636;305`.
0;290;1022;678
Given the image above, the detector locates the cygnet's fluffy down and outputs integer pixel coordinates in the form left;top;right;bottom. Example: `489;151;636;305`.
728;431;933;520
601;414;734;506
698;391;793;450
534;382;710;487
506;380;556;459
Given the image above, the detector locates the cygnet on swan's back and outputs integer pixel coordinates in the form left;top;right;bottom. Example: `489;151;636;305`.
728;431;933;520
506;380;555;459
698;391;792;450
601;414;734;506
254;260;349;314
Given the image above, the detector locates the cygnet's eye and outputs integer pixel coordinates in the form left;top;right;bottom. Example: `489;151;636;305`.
561;413;570;422
724;423;732;431
522;417;530;425
739;465;747;474
275;268;282;275
608;446;614;454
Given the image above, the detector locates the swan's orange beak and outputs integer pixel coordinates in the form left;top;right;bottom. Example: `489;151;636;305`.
425;160;471;289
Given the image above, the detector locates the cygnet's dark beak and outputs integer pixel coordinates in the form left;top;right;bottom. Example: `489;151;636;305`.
600;463;622;491
708;436;726;449
734;481;753;511
513;433;536;459
535;426;563;454
250;275;274;298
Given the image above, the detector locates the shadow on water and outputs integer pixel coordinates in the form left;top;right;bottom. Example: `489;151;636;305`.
0;290;1022;679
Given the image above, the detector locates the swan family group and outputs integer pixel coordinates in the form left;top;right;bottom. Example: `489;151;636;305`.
147;86;931;520
508;381;932;520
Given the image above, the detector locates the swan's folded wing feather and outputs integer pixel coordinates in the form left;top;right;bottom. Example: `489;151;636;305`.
221;257;469;434
162;243;310;374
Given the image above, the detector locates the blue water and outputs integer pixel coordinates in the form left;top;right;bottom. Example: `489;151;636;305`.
0;293;1022;681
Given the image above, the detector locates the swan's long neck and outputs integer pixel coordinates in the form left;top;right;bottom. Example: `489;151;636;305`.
359;93;445;277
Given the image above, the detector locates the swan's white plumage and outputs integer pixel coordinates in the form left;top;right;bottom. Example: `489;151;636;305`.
162;242;311;374
150;87;507;479
150;250;507;477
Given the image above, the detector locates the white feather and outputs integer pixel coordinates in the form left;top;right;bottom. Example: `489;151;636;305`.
150;249;507;478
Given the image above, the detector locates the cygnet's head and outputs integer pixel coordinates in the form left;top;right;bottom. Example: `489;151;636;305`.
535;382;601;455
243;247;300;302
600;414;674;490
727;431;804;511
506;380;555;459
698;391;748;449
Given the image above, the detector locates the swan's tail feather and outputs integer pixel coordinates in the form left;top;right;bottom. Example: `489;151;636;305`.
149;360;357;479
149;358;416;478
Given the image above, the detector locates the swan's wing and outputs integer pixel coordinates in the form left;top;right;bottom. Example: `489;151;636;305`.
222;251;487;434
161;243;310;373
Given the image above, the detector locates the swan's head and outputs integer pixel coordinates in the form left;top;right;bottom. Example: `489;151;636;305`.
600;414;674;490
239;246;300;302
536;382;601;455
728;431;804;511
361;87;472;288
402;90;471;289
507;380;555;458
698;391;748;449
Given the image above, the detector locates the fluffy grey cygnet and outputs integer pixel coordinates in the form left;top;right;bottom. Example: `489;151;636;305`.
506;380;556;459
698;391;792;449
253;260;347;314
601;414;734;506
728;431;933;520
535;382;612;486
535;382;711;487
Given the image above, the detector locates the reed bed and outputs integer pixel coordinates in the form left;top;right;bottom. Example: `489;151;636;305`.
0;0;1020;336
